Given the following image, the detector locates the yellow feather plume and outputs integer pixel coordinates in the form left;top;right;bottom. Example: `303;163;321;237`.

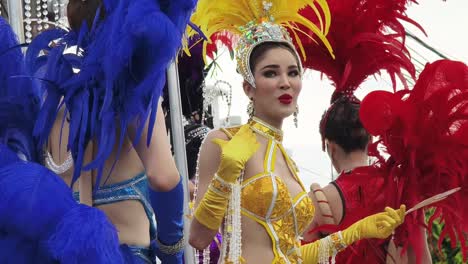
189;0;335;61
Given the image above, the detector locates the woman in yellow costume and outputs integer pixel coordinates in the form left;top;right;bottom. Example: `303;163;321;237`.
189;1;406;263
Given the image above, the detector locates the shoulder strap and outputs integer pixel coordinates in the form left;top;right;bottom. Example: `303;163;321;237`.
220;126;242;139
263;140;278;173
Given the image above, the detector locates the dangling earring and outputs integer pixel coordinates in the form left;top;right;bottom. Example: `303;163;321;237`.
247;98;254;121
293;105;299;128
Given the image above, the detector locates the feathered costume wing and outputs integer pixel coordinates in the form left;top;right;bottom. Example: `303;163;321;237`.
296;1;456;262
360;60;468;261
28;0;197;187
300;1;467;261
298;0;423;95
0;17;140;263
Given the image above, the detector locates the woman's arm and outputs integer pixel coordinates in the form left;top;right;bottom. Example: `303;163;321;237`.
301;206;406;262
303;183;343;242
127;102;188;261
189;129;227;250
190;125;259;250
127;102;180;191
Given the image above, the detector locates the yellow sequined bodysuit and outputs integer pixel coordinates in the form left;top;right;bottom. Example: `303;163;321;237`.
221;118;315;263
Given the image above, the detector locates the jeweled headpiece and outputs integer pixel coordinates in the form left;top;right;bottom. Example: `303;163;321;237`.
295;1;424;150
236;20;302;86
189;0;335;87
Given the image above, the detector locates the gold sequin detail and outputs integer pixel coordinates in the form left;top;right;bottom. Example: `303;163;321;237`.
248;117;283;142
242;174;315;263
210;174;232;195
242;174;274;218
221;123;315;263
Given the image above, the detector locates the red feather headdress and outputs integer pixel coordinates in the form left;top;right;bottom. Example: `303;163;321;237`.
298;0;423;92
360;60;468;261
295;0;425;149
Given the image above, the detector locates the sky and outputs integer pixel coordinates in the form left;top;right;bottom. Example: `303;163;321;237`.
205;0;468;188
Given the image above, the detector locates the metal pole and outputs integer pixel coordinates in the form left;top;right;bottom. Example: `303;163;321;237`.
167;61;195;264
8;0;25;43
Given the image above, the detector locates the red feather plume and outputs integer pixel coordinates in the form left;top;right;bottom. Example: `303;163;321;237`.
206;32;236;60
296;0;424;95
360;60;468;261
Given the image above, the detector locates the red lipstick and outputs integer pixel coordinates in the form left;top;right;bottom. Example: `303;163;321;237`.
278;94;293;105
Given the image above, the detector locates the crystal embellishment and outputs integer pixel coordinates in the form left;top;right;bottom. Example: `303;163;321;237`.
236;21;303;88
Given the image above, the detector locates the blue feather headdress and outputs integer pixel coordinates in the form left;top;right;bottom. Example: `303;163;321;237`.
0;18;146;263
28;0;197;187
0;17;41;163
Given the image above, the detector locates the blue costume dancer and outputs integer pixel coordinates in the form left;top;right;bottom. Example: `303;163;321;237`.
0;16;136;264
0;0;197;262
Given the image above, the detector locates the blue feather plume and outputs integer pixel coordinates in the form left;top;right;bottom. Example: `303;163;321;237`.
47;204;124;264
0;233;47;264
0;18;132;262
0;17;41;163
29;0;198;188
0;17;24;95
0;144;20;167
0;162;76;240
0;161;126;262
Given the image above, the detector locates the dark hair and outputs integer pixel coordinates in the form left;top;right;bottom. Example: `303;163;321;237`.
319;96;370;153
67;0;105;32
249;42;300;73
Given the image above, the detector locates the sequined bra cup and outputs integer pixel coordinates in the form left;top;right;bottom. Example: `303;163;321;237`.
221;118;315;263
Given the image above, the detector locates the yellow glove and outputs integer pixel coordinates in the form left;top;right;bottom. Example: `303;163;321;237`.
341;205;406;244
194;125;259;230
194;187;231;230
212;124;259;183
301;205;406;262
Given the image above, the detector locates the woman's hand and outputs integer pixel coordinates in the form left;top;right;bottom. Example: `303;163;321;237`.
300;205;406;262
342;205;406;244
212;125;259;183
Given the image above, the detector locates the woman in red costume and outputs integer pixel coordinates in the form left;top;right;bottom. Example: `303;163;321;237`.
297;0;438;262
